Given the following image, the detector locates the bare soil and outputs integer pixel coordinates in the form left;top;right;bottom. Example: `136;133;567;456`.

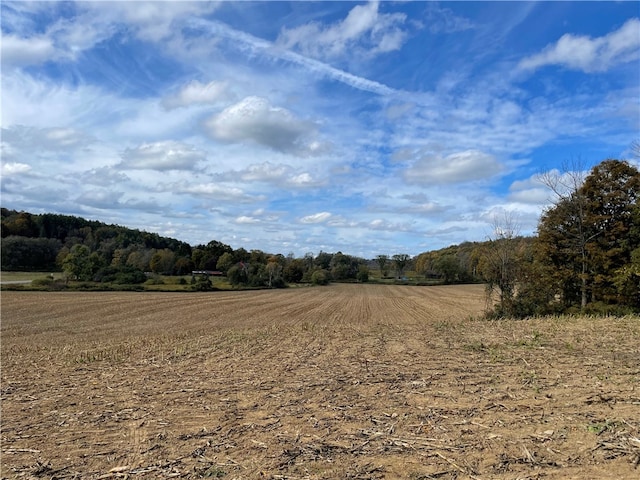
1;284;639;479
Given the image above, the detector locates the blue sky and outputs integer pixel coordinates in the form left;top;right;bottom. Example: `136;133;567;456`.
1;1;639;258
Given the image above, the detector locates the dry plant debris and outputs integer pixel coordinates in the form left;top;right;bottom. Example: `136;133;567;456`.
1;284;639;479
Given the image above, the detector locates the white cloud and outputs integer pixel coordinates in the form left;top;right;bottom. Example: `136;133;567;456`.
176;182;261;203
235;215;261;224
203;96;320;155
404;150;504;185
425;4;475;34
300;212;332;224
1;162;32;176
1;1;219;70
188;17;398;97
288;172;324;188
81;167;130;187
507;175;551;205
226;162;290;182
81;1;219;43
0;34;56;67
277;1;408;59
120;141;206;171
1;126;93;157
76;189;124;210
216;162;326;190
518;18;640;73
162;80;232;110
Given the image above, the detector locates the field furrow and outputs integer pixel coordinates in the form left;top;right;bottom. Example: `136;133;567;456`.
1;284;638;479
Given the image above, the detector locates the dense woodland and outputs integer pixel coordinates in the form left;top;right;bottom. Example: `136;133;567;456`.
2;159;639;316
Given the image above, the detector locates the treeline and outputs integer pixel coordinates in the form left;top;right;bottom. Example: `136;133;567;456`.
2;159;638;314
412;160;639;316
0;209;370;287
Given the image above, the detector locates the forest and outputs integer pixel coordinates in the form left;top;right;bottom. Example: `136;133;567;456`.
2;159;639;317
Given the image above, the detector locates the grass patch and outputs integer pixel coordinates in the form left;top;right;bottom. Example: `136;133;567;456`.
1;271;59;281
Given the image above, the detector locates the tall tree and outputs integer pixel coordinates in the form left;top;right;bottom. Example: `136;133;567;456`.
538;162;593;308
537;159;640;310
62;244;94;280
392;254;410;279
479;212;521;316
582;159;640;304
376;254;389;278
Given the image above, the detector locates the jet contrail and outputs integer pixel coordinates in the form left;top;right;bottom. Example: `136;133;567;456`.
187;17;399;98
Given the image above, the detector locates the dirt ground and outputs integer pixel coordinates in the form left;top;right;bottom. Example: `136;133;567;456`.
1;284;639;479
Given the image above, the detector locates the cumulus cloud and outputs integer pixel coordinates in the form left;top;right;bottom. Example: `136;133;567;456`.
1;162;32;176
120;141;206;170
221;162;290;183
81;167;130;187
162;80;232;110
216;162;325;189
203;96;321;155
175;182;261;203
507;175;554;205
2;126;93;152
404;150;504;184
300;212;332;224
518;18;640;73
0;34;56;67
75;189;124;210
288;172;324;188
235;215;261;224
277;1;408;59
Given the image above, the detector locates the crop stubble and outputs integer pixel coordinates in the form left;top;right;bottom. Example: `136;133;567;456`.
1;284;639;479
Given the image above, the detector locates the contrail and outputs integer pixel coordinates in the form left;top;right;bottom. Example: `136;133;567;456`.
187;18;399;97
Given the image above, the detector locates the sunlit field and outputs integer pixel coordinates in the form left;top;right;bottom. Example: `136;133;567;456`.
2;284;638;479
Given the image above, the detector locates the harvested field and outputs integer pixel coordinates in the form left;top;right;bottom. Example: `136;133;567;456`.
1;284;639;479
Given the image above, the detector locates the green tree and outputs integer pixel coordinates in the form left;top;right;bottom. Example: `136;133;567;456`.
265;255;285;287
0;236;62;271
433;254;460;284
173;256;194;275
216;252;235;274
536;159;640;312
62;244;93;280
311;269;330;285
582;159;640;304
392;254;410;279
149;249;176;275
283;258;305;283
357;264;369;283
376;254;389;278
227;264;248;286
315;251;332;270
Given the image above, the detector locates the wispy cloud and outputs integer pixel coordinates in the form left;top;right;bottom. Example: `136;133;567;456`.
278;1;409;58
1;1;637;256
0;33;56;67
162;80;233;110
300;212;332;224
188;17;399;97
519;18;640;73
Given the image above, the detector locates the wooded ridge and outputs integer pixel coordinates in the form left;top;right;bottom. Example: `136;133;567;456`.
2;159;638;316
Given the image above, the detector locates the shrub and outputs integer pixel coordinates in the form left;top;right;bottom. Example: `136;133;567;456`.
192;275;214;291
311;269;330;285
357;265;369;283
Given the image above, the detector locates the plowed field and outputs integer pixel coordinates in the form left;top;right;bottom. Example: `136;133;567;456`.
1;284;639;479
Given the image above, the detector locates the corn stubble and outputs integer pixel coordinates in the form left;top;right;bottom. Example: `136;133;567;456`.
1;284;638;479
